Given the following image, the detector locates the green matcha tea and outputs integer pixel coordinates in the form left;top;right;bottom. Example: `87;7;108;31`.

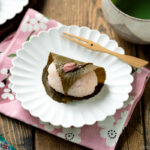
112;0;150;19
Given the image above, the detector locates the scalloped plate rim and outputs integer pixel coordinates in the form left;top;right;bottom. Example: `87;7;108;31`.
0;0;29;24
10;25;133;128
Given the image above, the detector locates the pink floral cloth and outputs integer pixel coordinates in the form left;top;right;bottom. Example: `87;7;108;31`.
0;9;150;150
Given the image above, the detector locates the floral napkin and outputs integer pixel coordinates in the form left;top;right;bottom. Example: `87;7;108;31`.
0;9;150;150
0;136;16;150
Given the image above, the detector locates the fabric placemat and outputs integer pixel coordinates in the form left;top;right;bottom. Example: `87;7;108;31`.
0;0;41;42
0;8;149;150
0;135;16;150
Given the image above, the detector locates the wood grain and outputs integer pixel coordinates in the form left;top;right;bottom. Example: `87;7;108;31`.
142;81;150;149
36;0;148;150
0;0;149;150
0;115;33;150
0;1;41;150
35;129;88;150
137;45;150;149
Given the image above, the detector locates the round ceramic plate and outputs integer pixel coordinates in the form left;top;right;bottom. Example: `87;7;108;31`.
10;25;133;128
0;0;29;24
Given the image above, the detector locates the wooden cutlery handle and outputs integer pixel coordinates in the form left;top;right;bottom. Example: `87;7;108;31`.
113;53;148;68
94;45;148;68
63;32;149;68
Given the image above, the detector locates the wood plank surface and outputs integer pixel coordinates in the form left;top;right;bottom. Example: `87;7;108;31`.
0;1;41;150
137;45;150;149
0;115;33;150
0;0;149;150
36;0;149;149
35;129;87;150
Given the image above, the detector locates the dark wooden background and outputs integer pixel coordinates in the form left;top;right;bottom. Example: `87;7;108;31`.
0;0;149;150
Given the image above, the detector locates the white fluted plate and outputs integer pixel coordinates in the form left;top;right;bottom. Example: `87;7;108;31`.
10;25;133;128
0;0;29;24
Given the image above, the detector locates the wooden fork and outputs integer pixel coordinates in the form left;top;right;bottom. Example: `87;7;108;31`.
63;32;148;68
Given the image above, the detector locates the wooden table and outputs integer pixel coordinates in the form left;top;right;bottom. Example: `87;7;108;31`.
0;0;149;149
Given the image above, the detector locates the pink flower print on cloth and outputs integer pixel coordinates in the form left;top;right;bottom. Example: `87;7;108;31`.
0;82;5;88
0;67;14;102
22;14;48;32
0;9;58;104
1;84;14;101
0;68;9;75
39;121;61;132
21;16;32;32
0;8;149;150
98;111;129;147
57;127;81;143
123;96;134;108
